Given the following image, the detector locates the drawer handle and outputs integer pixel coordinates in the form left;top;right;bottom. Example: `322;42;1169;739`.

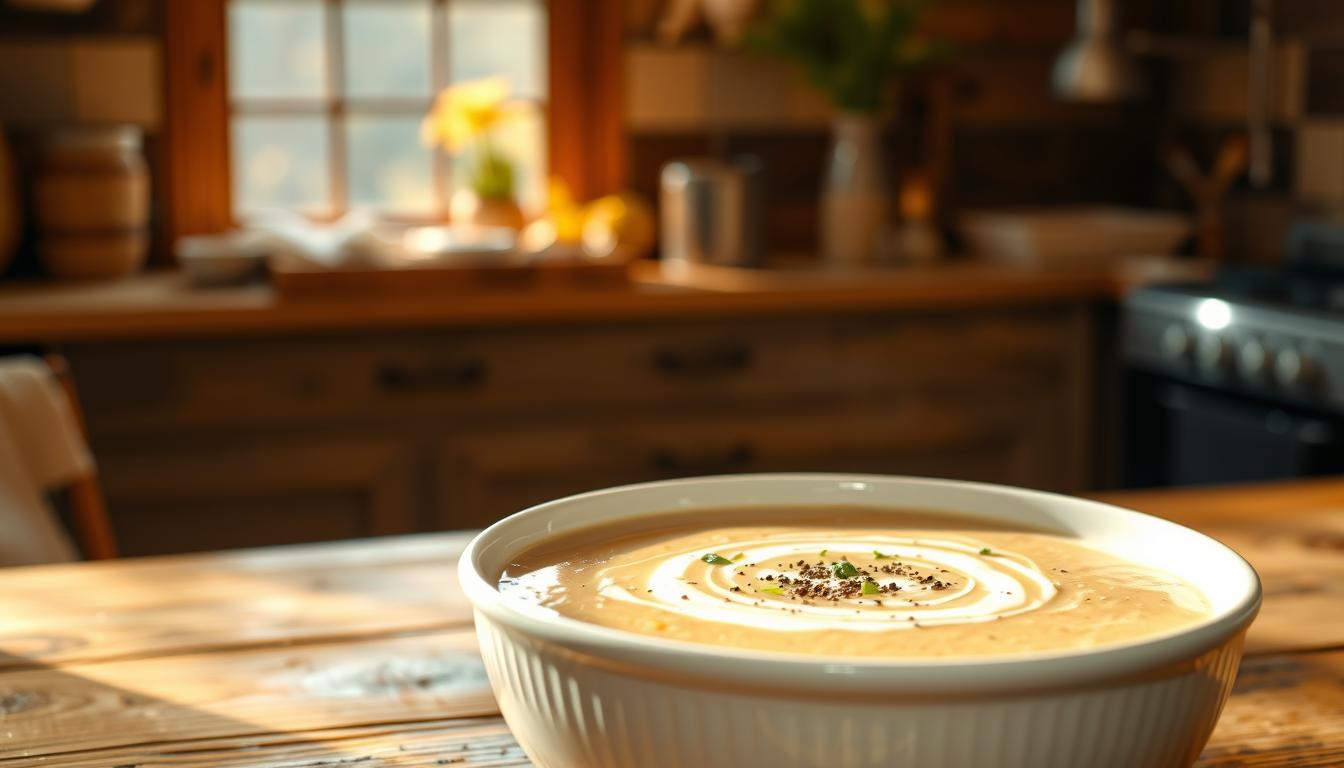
651;442;754;474
376;361;486;393
653;343;752;377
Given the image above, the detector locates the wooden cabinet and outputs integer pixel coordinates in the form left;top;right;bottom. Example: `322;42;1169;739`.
94;439;420;555
67;304;1096;554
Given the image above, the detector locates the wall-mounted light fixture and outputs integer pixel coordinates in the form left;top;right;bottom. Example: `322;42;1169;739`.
1052;0;1148;102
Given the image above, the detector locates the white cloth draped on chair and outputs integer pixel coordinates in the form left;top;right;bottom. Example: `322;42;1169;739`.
0;356;95;565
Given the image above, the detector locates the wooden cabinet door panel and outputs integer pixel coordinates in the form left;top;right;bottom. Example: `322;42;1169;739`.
98;440;420;555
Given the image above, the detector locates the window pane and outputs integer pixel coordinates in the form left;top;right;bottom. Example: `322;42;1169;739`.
232;116;331;214
343;0;432;99
228;0;327;101
451;103;545;214
447;0;547;100
347;114;435;214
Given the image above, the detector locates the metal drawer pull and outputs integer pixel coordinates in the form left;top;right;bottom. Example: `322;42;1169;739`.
653;342;752;376
651;442;754;473
376;361;486;393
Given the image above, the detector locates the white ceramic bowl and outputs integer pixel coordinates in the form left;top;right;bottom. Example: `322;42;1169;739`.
460;475;1260;768
176;231;270;286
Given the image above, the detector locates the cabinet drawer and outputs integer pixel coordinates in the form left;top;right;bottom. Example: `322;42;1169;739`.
69;308;1078;435
825;310;1077;390
69;326;857;433
99;439;420;555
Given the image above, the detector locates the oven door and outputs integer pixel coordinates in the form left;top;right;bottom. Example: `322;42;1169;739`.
1126;375;1344;487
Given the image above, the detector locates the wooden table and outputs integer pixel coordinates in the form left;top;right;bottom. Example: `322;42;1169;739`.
1;478;1341;765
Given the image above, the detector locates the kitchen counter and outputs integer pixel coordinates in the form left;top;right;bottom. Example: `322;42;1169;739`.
0;476;1340;765
0;257;1209;342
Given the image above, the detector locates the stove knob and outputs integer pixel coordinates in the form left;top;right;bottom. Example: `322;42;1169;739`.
1160;324;1192;362
1237;338;1268;379
1196;334;1231;373
1275;346;1322;390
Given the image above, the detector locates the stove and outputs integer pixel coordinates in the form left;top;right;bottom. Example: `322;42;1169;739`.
1127;225;1344;415
1123;220;1344;486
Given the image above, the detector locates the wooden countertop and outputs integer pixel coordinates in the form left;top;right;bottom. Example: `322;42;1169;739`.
0;476;1340;766
0;257;1209;342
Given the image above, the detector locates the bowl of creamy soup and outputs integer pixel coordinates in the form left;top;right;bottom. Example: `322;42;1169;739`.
459;474;1260;768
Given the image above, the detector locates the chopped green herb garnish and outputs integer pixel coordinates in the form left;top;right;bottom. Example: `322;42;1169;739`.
979;548;993;556
832;561;860;579
758;587;785;595
732;552;746;562
701;553;734;565
818;549;828;557
862;580;880;596
873;549;890;559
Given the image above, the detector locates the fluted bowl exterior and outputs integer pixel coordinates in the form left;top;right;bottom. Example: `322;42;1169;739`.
461;475;1260;768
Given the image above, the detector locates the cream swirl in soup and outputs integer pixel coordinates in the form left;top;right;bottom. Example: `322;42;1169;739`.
601;533;1056;632
499;506;1210;657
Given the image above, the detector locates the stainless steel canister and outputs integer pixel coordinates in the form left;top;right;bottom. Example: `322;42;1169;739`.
659;157;763;267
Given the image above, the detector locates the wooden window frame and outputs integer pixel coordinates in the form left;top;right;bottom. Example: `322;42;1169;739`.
162;0;624;241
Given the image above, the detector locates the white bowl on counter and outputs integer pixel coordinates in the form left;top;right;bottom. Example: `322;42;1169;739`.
176;231;271;286
459;474;1260;768
962;207;1191;268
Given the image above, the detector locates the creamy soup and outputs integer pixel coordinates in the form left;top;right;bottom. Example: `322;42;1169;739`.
498;506;1211;657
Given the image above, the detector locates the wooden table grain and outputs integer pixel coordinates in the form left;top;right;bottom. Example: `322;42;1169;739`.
0;478;1341;766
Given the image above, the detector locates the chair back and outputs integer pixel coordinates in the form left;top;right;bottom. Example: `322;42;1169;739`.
0;355;116;564
45;355;117;560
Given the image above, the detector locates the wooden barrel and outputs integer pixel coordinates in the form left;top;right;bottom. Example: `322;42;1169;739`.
34;126;149;280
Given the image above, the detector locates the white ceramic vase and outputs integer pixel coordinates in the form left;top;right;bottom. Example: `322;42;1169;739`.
821;112;889;266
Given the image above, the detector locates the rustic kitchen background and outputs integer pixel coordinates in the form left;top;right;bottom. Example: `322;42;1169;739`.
1;0;1341;558
4;0;1336;265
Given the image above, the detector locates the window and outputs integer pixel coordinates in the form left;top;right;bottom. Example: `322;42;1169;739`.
225;0;547;220
162;0;623;240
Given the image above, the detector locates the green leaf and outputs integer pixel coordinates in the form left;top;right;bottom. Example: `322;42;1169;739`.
873;549;890;559
862;580;880;596
818;549;828;557
702;553;734;566
758;586;786;595
742;0;944;112
832;561;860;579
979;548;993;556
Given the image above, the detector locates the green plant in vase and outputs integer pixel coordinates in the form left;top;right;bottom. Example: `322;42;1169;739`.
745;0;945;264
422;77;529;231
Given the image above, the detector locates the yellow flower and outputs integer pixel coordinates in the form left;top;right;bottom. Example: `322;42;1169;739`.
421;77;528;151
546;178;585;242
